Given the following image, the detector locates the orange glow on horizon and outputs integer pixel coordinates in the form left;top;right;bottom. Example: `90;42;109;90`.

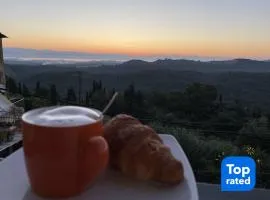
1;0;269;60
4;46;269;61
3;33;270;59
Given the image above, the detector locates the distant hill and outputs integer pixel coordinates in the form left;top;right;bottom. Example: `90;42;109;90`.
117;58;270;73
4;58;270;110
5;64;75;80
88;58;270;73
4;47;234;62
5;58;270;78
4;47;132;61
5;58;122;67
20;69;270;110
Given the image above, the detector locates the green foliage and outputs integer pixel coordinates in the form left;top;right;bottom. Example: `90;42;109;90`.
150;122;240;170
22;84;31;97
184;83;218;120
120;83;149;118
34;81;49;99
85;92;90;106
13;60;270;112
92;80;102;93
31;97;50;108
66;87;77;103
185;83;217;104
35;81;40;95
89;89;108;110
24;98;33;111
9;78;270;188
236;116;270;153
49;84;58;105
17;82;22;94
150;122;270;188
108;93;127;115
6;77;18;93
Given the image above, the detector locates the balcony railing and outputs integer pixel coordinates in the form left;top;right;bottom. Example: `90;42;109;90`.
0;95;24;159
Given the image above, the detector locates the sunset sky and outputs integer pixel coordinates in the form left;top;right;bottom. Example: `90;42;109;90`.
1;0;270;59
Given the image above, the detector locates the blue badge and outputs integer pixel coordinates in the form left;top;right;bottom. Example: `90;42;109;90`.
221;156;256;191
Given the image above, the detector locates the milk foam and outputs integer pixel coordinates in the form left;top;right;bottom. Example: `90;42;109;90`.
22;106;102;127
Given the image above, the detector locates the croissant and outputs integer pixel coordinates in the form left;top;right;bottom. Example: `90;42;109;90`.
103;114;184;184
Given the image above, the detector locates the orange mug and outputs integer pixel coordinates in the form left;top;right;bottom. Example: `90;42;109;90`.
21;106;109;198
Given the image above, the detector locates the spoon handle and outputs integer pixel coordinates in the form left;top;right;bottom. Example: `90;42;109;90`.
102;92;118;114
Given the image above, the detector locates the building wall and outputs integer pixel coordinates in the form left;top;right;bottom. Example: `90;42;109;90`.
0;39;6;87
0;39;3;63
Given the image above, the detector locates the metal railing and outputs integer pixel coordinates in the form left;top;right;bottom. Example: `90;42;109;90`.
0;96;24;159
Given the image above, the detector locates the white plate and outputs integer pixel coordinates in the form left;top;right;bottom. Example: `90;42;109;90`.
0;134;199;200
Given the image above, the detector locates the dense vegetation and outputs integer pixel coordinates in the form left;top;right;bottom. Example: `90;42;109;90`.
6;59;270;111
6;74;270;188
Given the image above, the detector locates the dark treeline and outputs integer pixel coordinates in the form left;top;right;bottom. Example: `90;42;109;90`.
6;76;270;188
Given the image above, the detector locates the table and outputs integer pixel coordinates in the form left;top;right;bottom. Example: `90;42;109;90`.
0;134;198;200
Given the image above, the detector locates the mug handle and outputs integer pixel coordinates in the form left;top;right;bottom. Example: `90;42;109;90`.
79;136;109;189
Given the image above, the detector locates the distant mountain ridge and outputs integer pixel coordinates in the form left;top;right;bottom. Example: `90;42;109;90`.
7;47;268;63
123;58;269;65
3;57;270;111
111;58;270;73
3;47;131;61
4;57;270;81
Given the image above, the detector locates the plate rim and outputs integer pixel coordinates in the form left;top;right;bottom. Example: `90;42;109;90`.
159;134;199;200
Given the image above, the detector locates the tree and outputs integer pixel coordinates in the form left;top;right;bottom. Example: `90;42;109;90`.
49;84;58;105
185;83;217;105
91;80;103;93
24;98;33;111
66;87;77;103
6;77;17;93
85;92;90;106
35;81;40;96
122;84;148;118
98;80;102;90
219;94;223;111
133;90;149;119
18;83;22;94
237;116;270;153
236;116;270;153
92;80;97;93
42;88;50;99
111;88;116;96
90;89;108;110
136;90;143;106
166;92;186;114
22;84;30;97
34;81;49;98
184;83;218;120
107;93;126;116
124;83;136;113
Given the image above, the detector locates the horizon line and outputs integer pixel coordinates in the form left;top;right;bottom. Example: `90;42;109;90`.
3;47;270;62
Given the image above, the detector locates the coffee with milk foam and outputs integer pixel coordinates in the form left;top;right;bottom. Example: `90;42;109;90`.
22;106;101;127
